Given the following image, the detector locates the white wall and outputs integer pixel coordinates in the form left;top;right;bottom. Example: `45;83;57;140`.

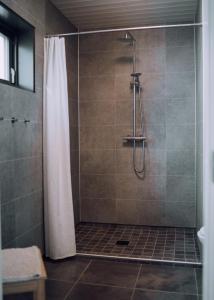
195;0;203;232
202;0;214;298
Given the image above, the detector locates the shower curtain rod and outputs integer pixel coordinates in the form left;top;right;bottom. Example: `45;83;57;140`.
45;22;202;38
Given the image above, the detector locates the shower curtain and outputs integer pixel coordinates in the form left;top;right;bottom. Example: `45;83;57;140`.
43;37;76;259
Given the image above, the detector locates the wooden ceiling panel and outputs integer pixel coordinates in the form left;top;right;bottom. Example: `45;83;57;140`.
50;0;198;30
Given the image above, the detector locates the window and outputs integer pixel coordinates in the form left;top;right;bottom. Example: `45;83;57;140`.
0;32;9;80
0;30;16;84
0;1;35;92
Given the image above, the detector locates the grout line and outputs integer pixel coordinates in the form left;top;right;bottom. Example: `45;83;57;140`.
194;268;199;296
71;281;134;290
77;28;81;223
0;155;42;164
134;287;199;296
1;189;43;206
46;278;74;284
64;259;92;300
130;264;142;300
50;277;199;297
4;223;43;248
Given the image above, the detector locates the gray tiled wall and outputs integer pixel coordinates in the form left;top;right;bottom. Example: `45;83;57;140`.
79;28;196;227
0;0;79;250
0;0;45;249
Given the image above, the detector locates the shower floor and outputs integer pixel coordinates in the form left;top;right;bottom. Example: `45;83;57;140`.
76;222;201;265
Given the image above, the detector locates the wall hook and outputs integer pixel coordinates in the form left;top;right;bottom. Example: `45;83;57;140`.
11;117;18;124
0;117;4;121
24;119;30;124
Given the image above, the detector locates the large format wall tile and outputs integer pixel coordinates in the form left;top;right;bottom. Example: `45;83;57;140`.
1;201;16;247
81;174;116;199
79;32;117;53
166;72;195;98
15;191;43;238
166;28;194;48
81;198;116;223
143;98;166;125
166;124;195;151
80;126;116;150
80;76;115;102
80;52;116;77
0;0;79;249
0;123;14;161
137;47;166;73
15;223;44;249
79;28;196;227
114;48;134;75
167;150;195;176
141;73;166;99
0;0;45;250
164;201;196;227
167;176;196;203
115;174;166;201
116;199;140;225
146;124;166;150
166;46;195;73
137;200;165;225
166;98;195;125
80;101;115;126
134;28;166;49
81;149;116;174
115;74;132;101
115;148;166;176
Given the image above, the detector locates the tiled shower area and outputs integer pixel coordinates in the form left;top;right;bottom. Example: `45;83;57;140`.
76;223;201;264
0;1;203;288
79;28;196;227
77;27;202;265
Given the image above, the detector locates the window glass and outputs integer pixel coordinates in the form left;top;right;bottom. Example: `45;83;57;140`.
0;32;9;81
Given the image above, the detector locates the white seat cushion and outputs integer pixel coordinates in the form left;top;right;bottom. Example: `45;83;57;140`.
2;246;44;283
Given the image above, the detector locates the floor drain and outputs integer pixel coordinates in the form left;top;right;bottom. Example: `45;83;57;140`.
116;240;129;246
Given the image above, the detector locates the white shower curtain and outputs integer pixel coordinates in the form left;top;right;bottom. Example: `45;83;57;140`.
43;37;76;259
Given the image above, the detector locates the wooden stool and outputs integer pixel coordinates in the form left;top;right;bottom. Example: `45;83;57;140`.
3;247;47;300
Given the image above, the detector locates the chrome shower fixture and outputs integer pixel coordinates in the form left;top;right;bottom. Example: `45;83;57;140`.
119;31;145;177
130;72;142;90
118;31;136;45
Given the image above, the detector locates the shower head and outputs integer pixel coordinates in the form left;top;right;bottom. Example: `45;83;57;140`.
118;31;136;44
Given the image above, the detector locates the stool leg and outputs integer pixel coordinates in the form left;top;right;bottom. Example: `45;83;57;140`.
35;280;45;300
33;291;37;300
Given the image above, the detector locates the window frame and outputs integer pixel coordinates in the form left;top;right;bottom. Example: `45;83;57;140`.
0;23;17;86
0;0;35;93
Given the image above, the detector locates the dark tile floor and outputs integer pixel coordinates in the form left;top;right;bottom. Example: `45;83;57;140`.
4;257;202;300
76;223;201;264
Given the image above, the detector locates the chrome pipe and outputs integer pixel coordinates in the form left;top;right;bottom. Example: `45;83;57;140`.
45;23;202;38
133;79;136;139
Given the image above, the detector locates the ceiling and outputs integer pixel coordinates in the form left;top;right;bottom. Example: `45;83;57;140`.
50;0;199;31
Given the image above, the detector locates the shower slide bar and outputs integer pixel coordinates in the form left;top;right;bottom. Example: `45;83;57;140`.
46;22;202;38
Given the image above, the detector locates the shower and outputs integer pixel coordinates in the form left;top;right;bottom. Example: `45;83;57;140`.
121;32;146;177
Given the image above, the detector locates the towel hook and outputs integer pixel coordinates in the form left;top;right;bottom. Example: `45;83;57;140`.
11;117;18;124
